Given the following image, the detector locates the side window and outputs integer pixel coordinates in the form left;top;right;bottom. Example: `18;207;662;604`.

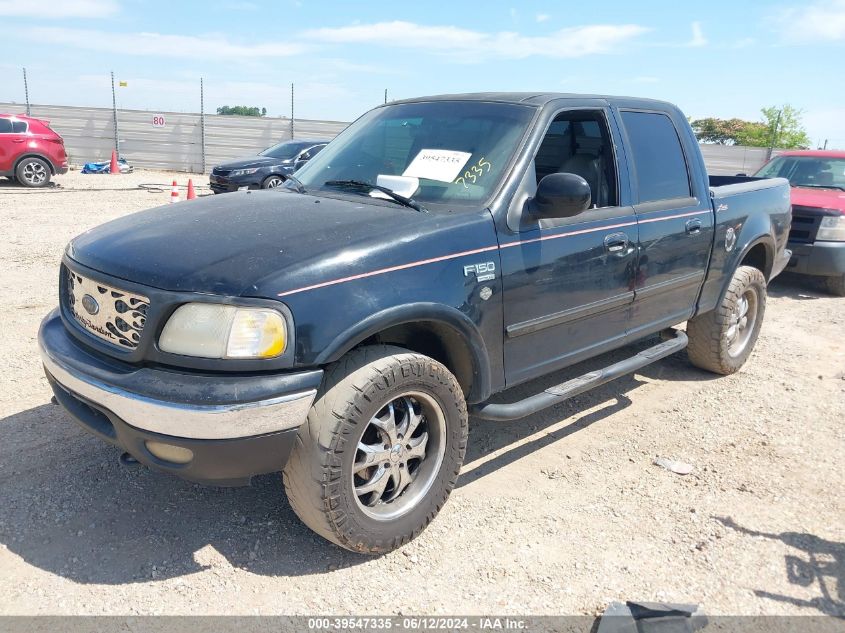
11;121;27;133
621;111;691;203
310;144;326;156
533;111;617;208
0;118;12;134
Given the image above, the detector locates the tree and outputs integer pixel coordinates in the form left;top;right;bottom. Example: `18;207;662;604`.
215;105;267;117
743;105;811;150
691;105;811;149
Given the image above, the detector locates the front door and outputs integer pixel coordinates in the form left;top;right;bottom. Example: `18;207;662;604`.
500;109;638;387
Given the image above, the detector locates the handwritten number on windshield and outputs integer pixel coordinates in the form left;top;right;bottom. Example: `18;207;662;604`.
455;157;492;188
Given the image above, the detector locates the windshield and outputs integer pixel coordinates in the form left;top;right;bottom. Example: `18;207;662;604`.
259;141;308;160
292;101;535;207
755;156;845;190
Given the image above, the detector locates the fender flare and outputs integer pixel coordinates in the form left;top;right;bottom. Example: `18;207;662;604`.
315;302;493;403
14;152;57;175
718;234;775;305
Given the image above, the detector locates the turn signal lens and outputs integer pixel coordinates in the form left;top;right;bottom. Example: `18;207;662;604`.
226;309;287;358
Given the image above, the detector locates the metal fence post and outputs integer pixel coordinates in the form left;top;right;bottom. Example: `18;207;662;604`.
200;77;206;173
22;68;31;116
110;71;120;158
290;83;295;140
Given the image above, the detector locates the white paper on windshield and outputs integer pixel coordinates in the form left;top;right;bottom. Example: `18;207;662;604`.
375;174;420;198
402;149;472;183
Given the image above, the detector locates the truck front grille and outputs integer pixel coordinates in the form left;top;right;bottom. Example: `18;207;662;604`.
789;206;824;244
66;269;149;350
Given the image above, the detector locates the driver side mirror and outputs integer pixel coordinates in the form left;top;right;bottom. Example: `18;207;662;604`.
530;173;591;219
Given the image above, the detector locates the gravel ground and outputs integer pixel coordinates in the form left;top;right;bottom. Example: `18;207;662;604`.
0;170;842;616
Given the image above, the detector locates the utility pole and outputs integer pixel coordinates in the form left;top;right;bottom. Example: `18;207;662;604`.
766;109;783;161
200;77;206;174
823;139;829;150
110;71;120;158
384;89;387;105
290;83;294;140
22;68;31;116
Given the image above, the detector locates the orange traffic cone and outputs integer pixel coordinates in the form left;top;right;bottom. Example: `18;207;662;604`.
109;150;119;175
186;179;196;200
169;180;179;204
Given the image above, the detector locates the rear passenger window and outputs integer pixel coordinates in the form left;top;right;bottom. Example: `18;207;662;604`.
621;111;691;203
0;119;12;133
11;121;27;133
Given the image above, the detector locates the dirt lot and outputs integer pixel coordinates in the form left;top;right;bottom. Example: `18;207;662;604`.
0;170;842;616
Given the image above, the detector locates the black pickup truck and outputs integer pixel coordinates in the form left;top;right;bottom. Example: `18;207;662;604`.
39;93;791;553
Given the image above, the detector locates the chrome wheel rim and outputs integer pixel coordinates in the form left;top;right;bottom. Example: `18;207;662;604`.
23;161;47;185
266;177;283;188
727;287;758;357
352;391;446;521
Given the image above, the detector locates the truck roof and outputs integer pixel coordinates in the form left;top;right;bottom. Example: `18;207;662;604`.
391;92;679;111
778;149;845;159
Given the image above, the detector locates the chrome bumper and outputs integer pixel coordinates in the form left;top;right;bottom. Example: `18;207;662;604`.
39;310;318;441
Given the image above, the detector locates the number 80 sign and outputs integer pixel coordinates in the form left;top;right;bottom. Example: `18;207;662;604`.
152;115;166;128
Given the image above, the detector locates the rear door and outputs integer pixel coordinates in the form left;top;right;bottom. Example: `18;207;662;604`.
616;109;714;336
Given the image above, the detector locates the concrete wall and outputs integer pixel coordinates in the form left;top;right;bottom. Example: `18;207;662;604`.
2;102;778;175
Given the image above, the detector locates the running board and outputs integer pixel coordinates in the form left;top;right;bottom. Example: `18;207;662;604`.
470;329;688;422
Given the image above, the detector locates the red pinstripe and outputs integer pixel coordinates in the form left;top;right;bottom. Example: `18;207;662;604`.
276;209;712;298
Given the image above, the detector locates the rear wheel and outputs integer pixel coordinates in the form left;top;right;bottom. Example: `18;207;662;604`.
687;265;767;375
825;274;845;297
262;175;284;189
15;157;51;188
283;345;468;553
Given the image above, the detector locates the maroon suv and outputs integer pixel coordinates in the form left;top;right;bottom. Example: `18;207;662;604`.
0;113;68;187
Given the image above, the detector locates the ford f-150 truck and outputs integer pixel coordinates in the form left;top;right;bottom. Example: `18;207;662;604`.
753;150;845;296
39;93;791;553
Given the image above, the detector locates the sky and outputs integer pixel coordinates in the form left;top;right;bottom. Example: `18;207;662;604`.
1;0;844;147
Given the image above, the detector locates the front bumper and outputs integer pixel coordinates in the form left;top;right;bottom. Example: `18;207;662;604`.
209;174;263;194
39;309;322;485
786;241;845;278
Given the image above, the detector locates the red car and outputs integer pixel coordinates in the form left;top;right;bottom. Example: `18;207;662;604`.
0;113;68;187
754;150;845;296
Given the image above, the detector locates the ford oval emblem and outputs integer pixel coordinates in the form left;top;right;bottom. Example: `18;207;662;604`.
81;294;100;315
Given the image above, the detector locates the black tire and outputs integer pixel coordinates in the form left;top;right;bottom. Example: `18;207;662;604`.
825;274;845;297
261;175;284;189
15;157;51;188
283;345;468;554
687;265;767;375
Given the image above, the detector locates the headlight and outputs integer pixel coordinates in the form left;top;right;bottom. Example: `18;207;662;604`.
230;168;260;177
817;214;845;241
159;303;287;359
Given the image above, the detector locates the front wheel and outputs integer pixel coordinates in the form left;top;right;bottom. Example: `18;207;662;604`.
687;265;767;375
283;345;468;553
262;175;285;189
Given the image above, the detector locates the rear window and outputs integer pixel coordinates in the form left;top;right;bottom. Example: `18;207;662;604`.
621;111;691;203
11;121;27;133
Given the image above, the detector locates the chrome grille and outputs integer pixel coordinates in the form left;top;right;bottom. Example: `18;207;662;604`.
66;270;149;349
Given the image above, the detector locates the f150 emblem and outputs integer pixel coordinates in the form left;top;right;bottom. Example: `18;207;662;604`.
464;262;496;282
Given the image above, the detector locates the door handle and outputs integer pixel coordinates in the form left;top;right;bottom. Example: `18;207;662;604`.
12;139;25;144
604;232;629;254
685;219;703;235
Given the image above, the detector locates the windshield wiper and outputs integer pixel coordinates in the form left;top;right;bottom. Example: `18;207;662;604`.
281;173;307;193
793;183;845;192
323;180;428;213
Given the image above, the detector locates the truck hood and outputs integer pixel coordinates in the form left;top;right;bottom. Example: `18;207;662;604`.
67;190;476;297
791;186;845;212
